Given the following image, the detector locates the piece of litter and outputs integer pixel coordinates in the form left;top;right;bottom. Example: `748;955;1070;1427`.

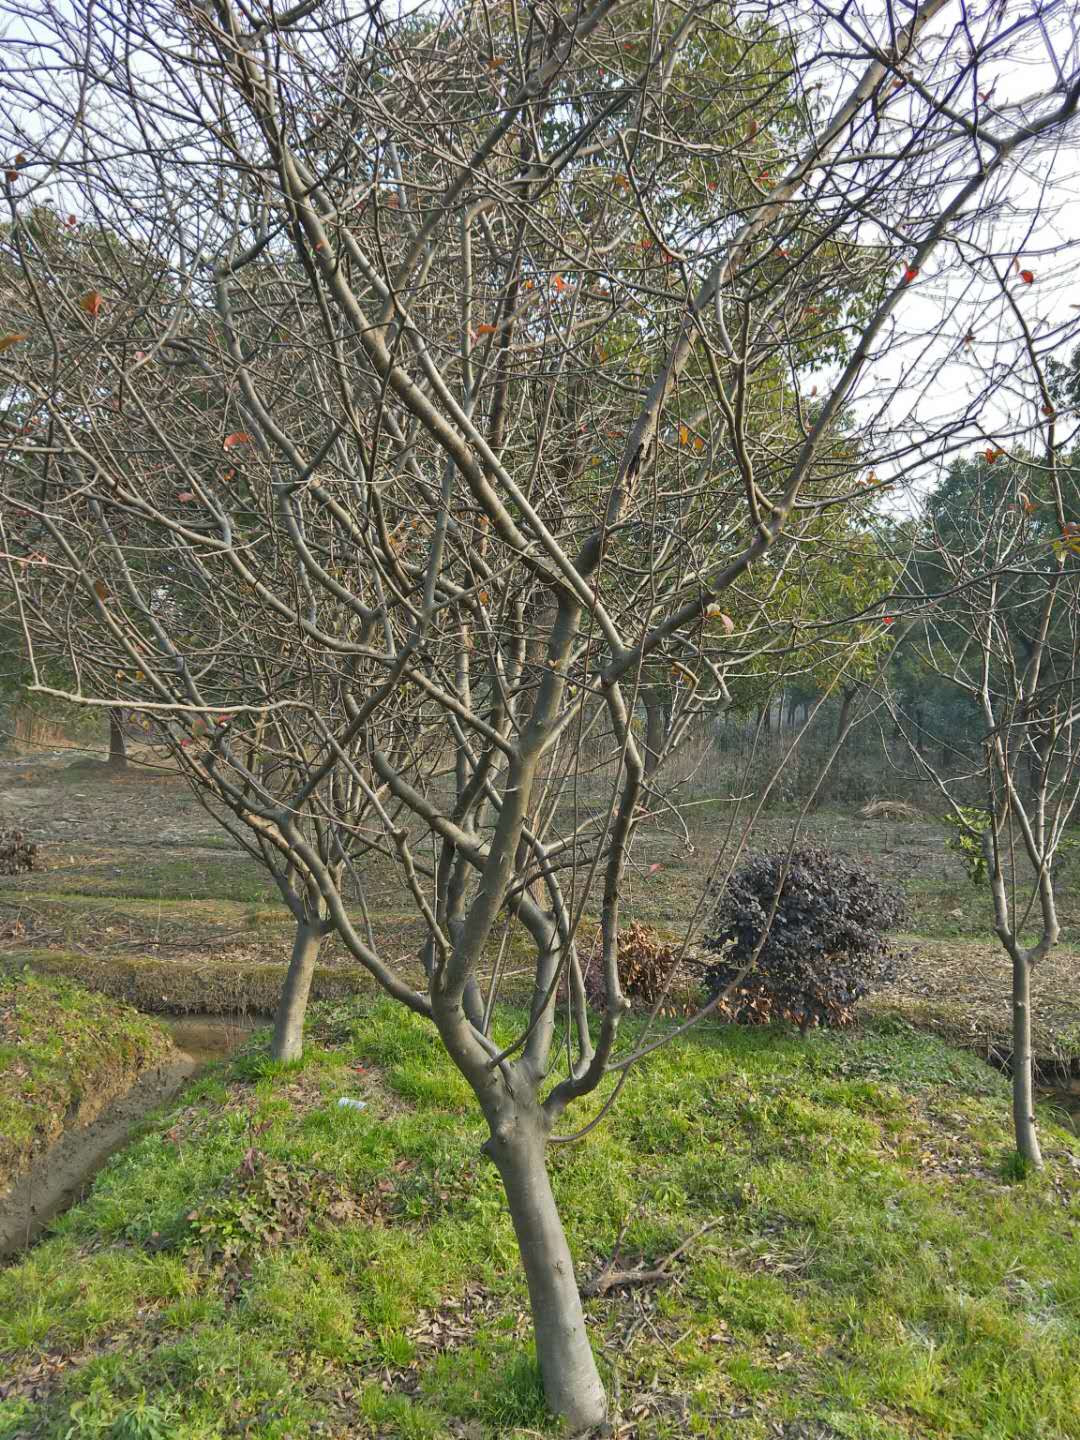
336;1097;367;1111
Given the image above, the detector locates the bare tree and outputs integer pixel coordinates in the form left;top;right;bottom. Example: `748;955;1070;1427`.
2;0;1079;1424
885;438;1080;1169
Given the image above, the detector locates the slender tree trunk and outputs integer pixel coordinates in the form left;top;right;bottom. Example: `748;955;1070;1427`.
1011;952;1043;1168
486;1110;607;1432
108;709;127;769
271;920;322;1062
835;685;856;747
642;686;665;778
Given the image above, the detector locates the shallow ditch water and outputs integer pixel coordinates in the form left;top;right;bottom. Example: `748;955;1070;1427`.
0;1013;260;1259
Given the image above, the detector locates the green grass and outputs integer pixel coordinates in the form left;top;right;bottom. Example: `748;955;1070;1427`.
0;972;173;1187
2;1001;1078;1439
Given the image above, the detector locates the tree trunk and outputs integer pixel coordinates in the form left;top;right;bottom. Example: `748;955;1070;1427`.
271;920;322;1062
108;709;127;769
487;1111;607;1433
1011;952;1043;1168
642;687;666;779
835;686;856;747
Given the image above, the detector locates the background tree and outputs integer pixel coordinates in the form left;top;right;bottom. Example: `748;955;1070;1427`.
2;0;1080;1425
885;428;1080;1167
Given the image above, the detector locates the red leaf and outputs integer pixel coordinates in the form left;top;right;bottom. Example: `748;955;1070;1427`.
1041;403;1055;418
985;447;1004;464
66;214;77;227
80;291;103;317
1019;269;1034;285
903;266;919;284
883;616;895;626
177;491;196;502
223;431;252;450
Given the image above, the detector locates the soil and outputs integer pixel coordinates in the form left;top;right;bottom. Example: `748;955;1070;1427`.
0;1054;196;1258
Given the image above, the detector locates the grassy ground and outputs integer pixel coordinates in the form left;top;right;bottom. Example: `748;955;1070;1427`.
1;999;1078;1439
0;972;174;1191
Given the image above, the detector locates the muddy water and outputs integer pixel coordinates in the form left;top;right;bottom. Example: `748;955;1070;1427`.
1044;1084;1080;1136
164;1013;261;1063
0;1014;259;1259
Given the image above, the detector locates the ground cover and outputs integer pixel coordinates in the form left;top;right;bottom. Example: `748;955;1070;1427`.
1;999;1078;1439
0;972;174;1192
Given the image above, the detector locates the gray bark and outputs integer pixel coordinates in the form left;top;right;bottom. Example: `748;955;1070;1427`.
1011;952;1043;1168
642;686;666;778
486;1109;607;1433
108;710;127;768
271;920;323;1062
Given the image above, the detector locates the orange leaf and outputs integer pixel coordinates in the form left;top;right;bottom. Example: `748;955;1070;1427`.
903;266;919;284
4;169;17;183
93;579;109;600
553;274;568;292
478;590;490;604
679;424;689;446
487;55;504;68
1019;269;1034;285
693;436;704;452
222;467;237;481
474;323;498;336
385;192;400;209
0;331;29;351
80;291;103;317
745;119;758;139
985;447;1004;464
223;432;252;450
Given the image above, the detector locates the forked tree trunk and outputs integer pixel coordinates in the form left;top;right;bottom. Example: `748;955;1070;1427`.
1011;952;1043;1168
108;709;127;768
271;920;323;1062
486;1110;607;1433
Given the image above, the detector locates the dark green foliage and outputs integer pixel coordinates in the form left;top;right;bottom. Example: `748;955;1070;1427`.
703;845;906;1030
